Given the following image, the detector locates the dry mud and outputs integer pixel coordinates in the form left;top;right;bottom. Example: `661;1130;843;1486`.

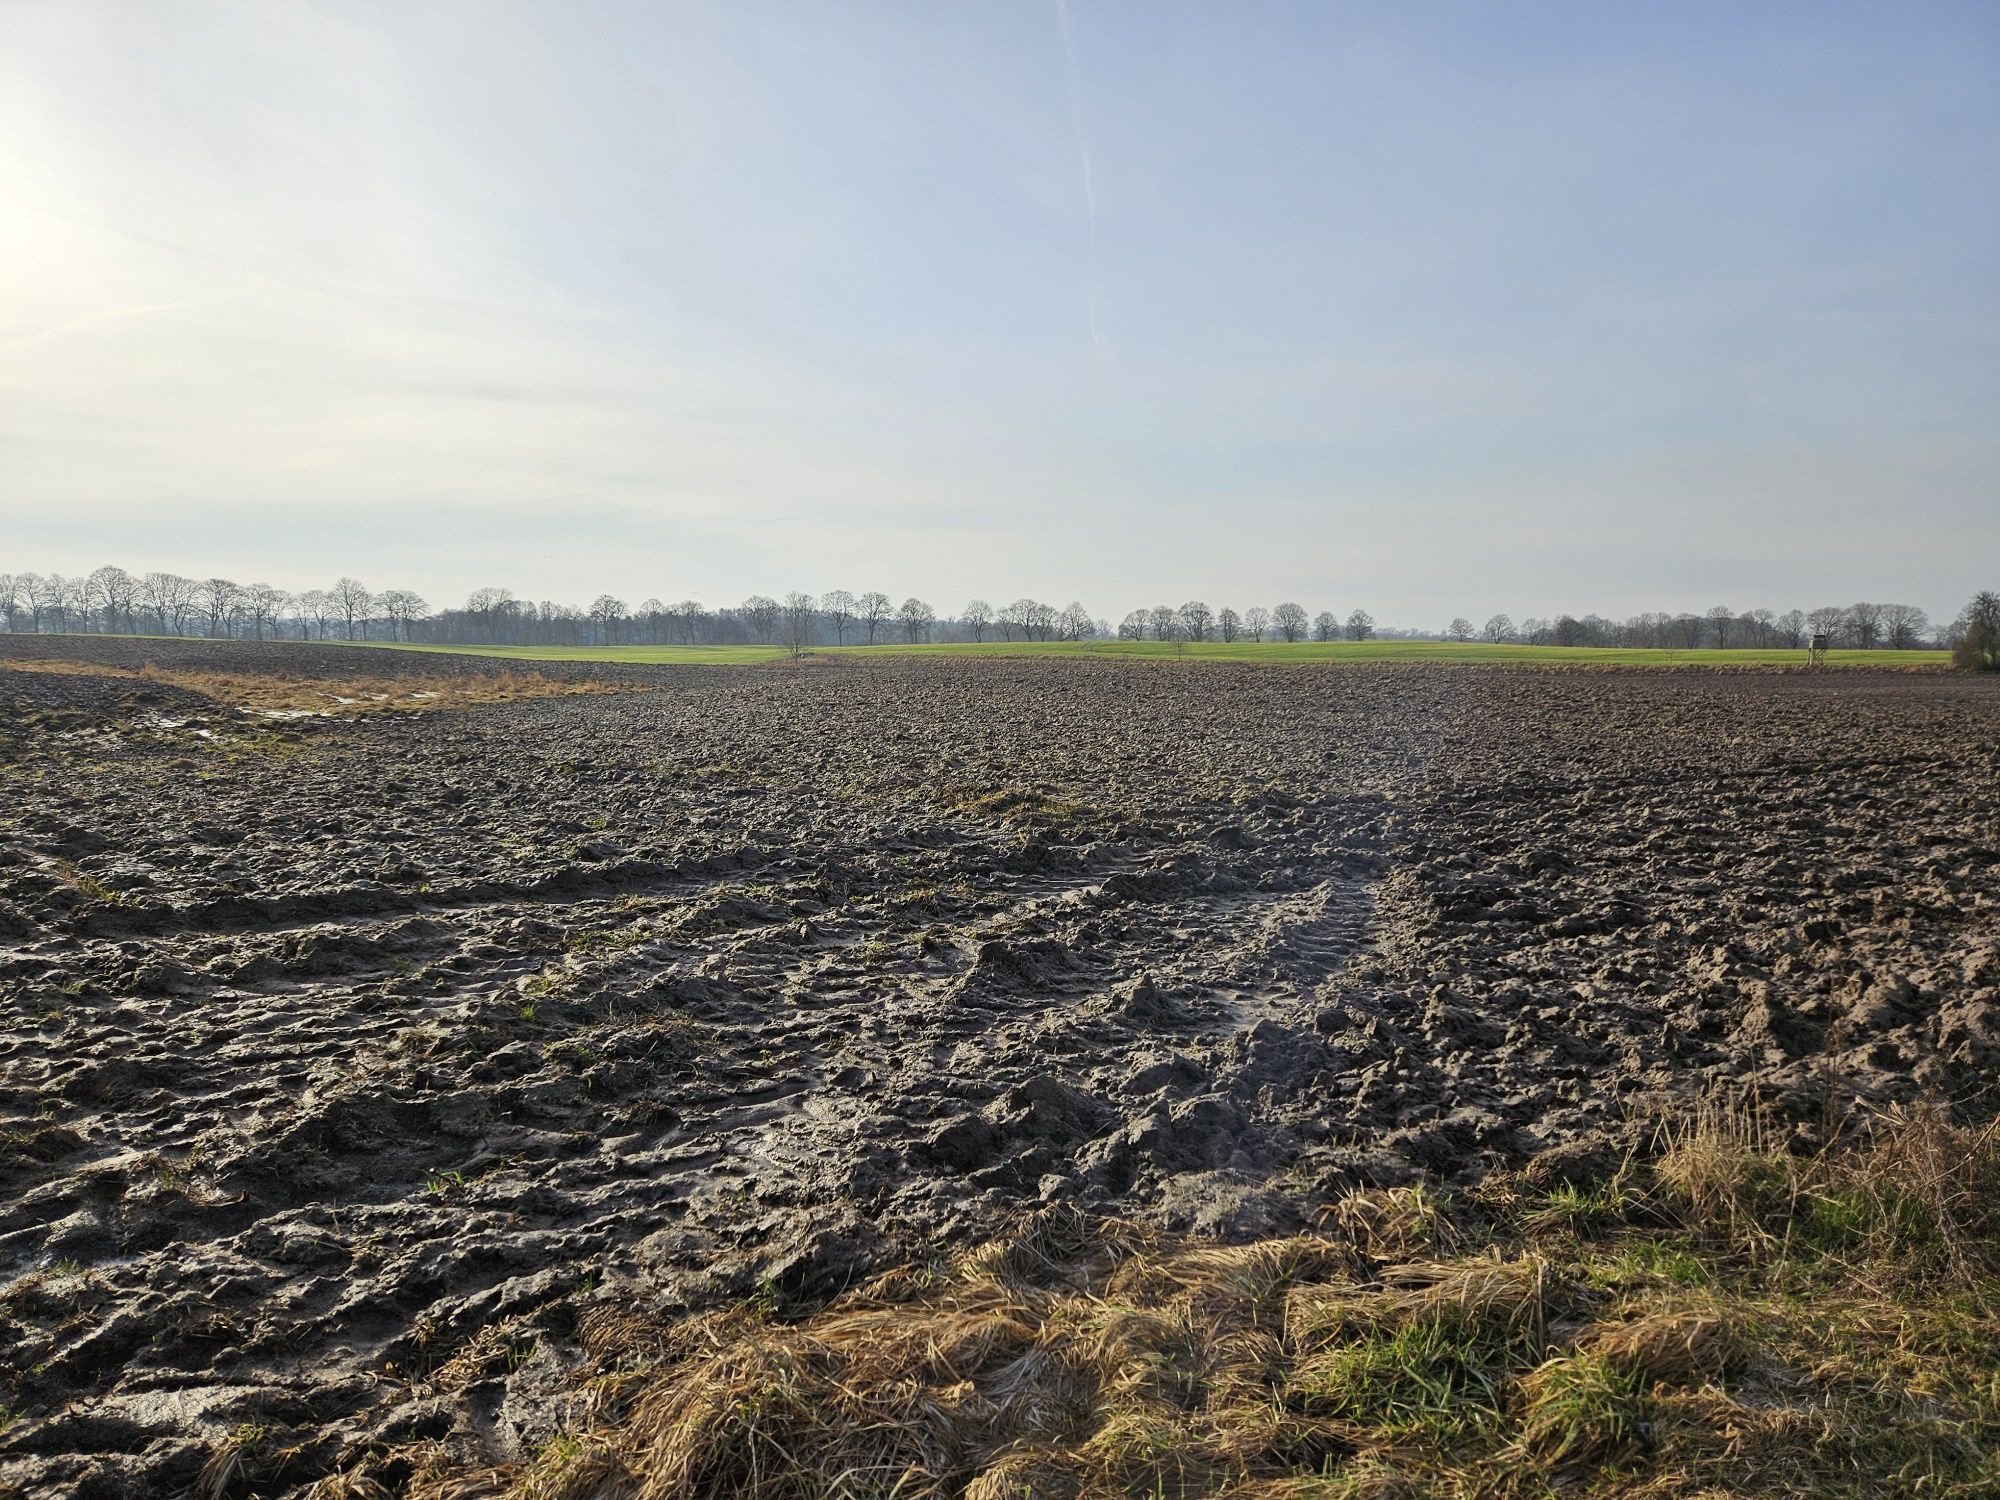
1;642;1996;1496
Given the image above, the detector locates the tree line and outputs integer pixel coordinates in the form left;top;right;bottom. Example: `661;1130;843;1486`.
0;568;1091;649
1443;602;1944;651
1117;603;1402;642
0;564;1983;660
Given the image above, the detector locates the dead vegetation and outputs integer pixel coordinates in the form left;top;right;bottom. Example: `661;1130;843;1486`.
940;784;1124;838
327;1102;2000;1500
1;656;635;715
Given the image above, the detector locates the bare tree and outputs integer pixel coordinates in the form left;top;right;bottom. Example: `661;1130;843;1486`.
1775;609;1807;649
297;589;335;640
65;574;95;630
16;572;48;630
1881;602;1929;649
1058;601;1093;640
858;591;891;644
39;575;76;630
243;584;287;641
1706;605;1735;648
897;596;935;643
1176;600;1213;642
90;568;120;632
1243;606;1270;642
1481;614;1513;644
1217;607;1240;642
167;574;199;635
0;573;18;632
1312;611;1338;642
140;571;187;634
635;598;665;643
740;595;780;644
782;591;818;656
1806;605;1846;645
88;565;137;634
1346;608;1375;641
589;595;626;644
821;589;857;645
459;587;509;642
27;574;65;631
333;577;373;640
1272;602;1308;643
46;574;80;632
1845;601;1884;650
1448;617;1473;642
1004;598;1052;640
196;578;240;638
1117;609;1148;640
672;600;706;644
75;570;108;632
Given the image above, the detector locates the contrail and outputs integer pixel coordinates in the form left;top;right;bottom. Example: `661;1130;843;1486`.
1055;0;1104;361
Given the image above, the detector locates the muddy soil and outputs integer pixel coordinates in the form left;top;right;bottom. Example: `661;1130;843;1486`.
2;642;1995;1496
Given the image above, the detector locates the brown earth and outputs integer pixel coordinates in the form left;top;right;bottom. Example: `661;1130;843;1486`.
0;639;1995;1497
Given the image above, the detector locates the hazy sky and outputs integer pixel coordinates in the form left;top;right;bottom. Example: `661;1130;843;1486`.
3;1;1995;627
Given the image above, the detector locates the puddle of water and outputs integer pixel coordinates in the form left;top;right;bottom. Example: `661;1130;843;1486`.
147;716;213;738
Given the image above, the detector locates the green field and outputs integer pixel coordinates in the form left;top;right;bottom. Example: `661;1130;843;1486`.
326;638;1947;669
2;634;1949;669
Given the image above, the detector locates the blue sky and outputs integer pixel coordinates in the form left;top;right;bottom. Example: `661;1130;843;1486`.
2;1;1995;626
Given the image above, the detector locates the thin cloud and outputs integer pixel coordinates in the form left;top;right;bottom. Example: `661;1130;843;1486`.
0;296;235;359
1055;0;1104;361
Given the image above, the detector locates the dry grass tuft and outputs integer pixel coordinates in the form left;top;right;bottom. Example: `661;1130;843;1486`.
1654;1095;2000;1297
197;1422;268;1500
939;784;1122;838
1575;1309;1738;1388
1652;1096;1793;1255
3;656;635;715
1838;1101;2000;1288
301;1473;395;1500
1321;1182;1462;1259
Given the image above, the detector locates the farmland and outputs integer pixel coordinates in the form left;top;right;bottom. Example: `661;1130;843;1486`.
1;638;1994;1497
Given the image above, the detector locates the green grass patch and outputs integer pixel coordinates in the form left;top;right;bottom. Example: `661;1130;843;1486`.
1293;1314;1510;1437
319;637;1950;668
